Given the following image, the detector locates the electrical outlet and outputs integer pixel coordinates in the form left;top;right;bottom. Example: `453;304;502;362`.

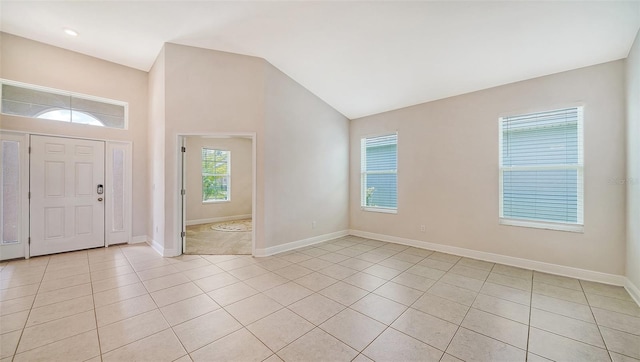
420;225;426;232
312;221;316;229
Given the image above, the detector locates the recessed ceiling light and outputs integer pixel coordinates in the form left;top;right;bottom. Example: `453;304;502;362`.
63;28;78;37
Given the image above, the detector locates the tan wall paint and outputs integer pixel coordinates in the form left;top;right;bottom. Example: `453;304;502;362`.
626;30;640;288
148;46;166;244
154;43;349;254
185;137;252;222
263;64;349;246
161;43;265;254
351;60;627;275
0;33;149;239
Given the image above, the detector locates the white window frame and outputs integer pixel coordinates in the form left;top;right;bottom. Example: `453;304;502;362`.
0;79;129;130
201;148;231;203
498;106;584;233
360;132;398;214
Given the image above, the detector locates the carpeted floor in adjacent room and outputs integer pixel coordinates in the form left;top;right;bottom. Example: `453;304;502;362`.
185;220;252;255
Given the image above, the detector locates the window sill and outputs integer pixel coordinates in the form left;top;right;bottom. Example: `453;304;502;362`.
361;207;397;214
202;200;230;204
499;218;583;233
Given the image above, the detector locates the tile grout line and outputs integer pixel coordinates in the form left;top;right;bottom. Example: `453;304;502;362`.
581;279;615;362
525;265;534;361
9;254;51;360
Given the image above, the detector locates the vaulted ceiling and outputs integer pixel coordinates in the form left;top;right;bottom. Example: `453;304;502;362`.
2;1;639;119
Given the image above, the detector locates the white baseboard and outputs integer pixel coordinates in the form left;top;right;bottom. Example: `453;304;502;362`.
625;278;640;307
349;229;626;287
186;214;252;226
254;230;349;257
130;235;148;244
147;238;180;258
147;239;164;257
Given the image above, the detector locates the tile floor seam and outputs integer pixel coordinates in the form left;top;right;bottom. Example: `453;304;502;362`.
525;266;534;358
89;261;105;362
9;255;50;361
440;261;494;359
581;280;617;362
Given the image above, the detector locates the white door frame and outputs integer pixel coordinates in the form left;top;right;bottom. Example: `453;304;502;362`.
177;133;257;256
0;132;29;260
0;130;133;260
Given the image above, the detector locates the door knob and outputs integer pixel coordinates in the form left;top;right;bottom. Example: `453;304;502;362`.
98;198;103;202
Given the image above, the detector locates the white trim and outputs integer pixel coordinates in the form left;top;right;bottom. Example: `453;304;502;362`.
147;238;180;257
254;230;349;257
499;218;584;233
176;133;257;256
186;214;252;226
130;235;148;244
362;207;398;214
349;229;626;286
148;239;164;256
625;278;640;307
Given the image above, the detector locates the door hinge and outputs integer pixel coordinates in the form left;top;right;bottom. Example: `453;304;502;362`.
28;192;31;199
28;146;31;154
181;231;186;238
181;189;186;196
181;146;186;152
28;237;31;245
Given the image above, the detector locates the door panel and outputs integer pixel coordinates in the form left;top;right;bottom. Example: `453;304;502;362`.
30;135;105;256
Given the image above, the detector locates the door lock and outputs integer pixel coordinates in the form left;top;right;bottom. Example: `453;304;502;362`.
97;184;104;195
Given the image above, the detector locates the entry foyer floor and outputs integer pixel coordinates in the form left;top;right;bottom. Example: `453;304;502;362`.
0;236;638;361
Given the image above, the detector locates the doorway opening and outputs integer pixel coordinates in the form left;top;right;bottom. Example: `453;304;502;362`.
0;132;132;261
179;134;256;255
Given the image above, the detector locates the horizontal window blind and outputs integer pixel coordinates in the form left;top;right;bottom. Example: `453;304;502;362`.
1;82;127;129
500;107;583;225
202;148;230;202
361;134;397;210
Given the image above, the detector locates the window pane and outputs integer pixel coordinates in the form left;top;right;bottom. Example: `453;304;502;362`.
502;108;580;167
1;83;126;129
2;141;20;244
364;173;397;208
503;169;578;223
361;134;397;209
202;176;229;201
112;148;125;231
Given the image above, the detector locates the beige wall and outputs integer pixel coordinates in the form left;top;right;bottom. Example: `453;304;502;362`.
153;43;349;255
160;43;265;254
185;137;252;223
148;46;166;244
263;64;349;247
627;30;640;289
350;60;627;275
0;33;149;239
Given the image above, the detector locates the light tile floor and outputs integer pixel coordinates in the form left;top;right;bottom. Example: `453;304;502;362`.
1;236;639;361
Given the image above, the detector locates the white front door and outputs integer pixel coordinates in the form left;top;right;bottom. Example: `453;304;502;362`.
30;135;105;256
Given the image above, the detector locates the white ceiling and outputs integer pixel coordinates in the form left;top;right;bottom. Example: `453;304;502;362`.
1;1;639;119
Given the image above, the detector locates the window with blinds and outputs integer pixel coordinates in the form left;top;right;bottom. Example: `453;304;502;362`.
361;133;398;213
499;107;583;231
202;148;230;202
1;81;127;129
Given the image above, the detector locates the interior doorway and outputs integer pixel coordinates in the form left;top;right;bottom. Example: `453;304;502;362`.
179;134;255;255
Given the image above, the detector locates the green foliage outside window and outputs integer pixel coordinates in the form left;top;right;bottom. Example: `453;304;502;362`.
202;149;230;201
